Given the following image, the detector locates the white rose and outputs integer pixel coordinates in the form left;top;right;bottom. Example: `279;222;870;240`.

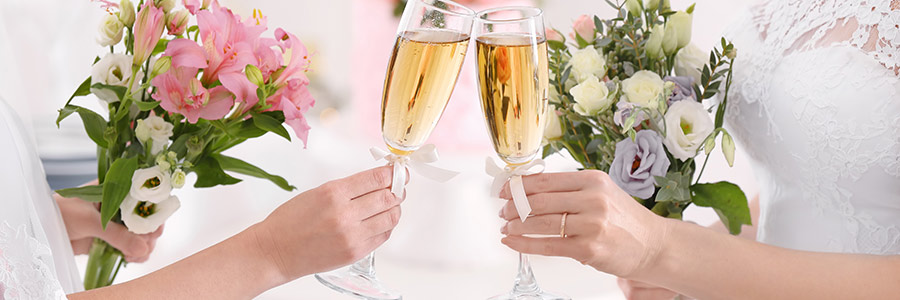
543;109;563;141
129;166;173;203
621;70;664;108
120;194;180;234
135;115;173;155
675;43;706;84
97;14;124;47
171;169;186;188
91;53;144;103
663;100;714;161
568;47;607;83
570;75;612;116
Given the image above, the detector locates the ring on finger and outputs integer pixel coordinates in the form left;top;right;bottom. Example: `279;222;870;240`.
560;212;568;238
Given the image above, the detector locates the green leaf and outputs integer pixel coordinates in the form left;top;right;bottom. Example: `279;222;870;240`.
213;154;295;191
691;182;751;235
65;106;109;148
548;40;567;51
654;172;692;203
57;77;92;126
150;39;170;57
100;157;138;229
226;119;267;139
251;112;291;141
134;100;160;111
56;185;104;203
593;15;603;33
91;83;128;102
193;156;242;188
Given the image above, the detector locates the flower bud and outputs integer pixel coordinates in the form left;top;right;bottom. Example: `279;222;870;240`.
661;0;671;10
725;47;737;59
119;0;136;27
662;23;679;56
543;110;563;141
156;154;172;170
151;56;171;78
135;119;151;142
171;169;186;188
166;9;190;36
625;0;642;17
669;11;693;49
155;0;175;13
97;14;124;47
245;64;265;87
645;24;664;59
722;131;735;167
545;28;565;43
703;134;716;155
186;135;203;161
571;15;595;41
644;0;660;11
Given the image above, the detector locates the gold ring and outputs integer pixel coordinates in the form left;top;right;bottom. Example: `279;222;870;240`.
560;212;568;238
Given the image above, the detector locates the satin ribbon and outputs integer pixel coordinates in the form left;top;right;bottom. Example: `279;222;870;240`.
486;157;546;222
370;144;459;197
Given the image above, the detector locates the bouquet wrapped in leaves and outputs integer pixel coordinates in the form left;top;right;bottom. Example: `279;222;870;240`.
56;0;314;289
542;0;750;234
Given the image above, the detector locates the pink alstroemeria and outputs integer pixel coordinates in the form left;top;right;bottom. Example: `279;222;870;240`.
151;67;233;123
195;4;264;84
164;38;208;69
184;0;216;15
219;72;259;108
266;29;315;146
133;1;166;65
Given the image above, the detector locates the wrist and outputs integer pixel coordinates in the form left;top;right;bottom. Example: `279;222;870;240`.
632;216;679;282
244;222;292;291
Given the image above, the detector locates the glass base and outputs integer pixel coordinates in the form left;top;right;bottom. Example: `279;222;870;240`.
315;268;402;300
487;290;569;300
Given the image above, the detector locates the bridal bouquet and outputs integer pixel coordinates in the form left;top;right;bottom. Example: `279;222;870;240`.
55;0;314;289
542;0;750;234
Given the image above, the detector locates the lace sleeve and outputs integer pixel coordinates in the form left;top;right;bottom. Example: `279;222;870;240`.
0;223;68;300
749;0;900;75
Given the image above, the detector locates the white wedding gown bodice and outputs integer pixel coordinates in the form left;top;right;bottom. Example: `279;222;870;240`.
724;0;900;254
0;97;82;298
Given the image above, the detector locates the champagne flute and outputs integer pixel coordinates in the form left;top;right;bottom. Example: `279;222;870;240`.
316;1;473;299
474;7;567;300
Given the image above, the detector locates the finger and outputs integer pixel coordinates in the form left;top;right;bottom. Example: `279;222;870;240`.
503;213;588;236
499;172;590;199
360;205;401;238
500;235;587;260
364;230;393;252
97;222;150;259
499;191;587;220
336;166;394;198
149;224;165;239
350;189;402;220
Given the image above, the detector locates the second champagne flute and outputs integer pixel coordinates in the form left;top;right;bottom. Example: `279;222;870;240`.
474;6;569;300
316;1;474;299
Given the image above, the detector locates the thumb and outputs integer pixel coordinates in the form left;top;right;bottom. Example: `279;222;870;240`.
97;222;150;260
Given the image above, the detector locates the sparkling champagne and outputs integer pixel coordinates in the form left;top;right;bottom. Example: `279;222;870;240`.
381;29;470;154
476;33;549;164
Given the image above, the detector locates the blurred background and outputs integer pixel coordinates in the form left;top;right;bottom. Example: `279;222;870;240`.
0;0;754;298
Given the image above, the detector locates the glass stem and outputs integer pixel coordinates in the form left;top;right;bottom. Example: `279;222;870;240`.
350;252;377;276
513;253;540;294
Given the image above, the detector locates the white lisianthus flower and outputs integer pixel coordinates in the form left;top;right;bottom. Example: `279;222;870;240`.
543;109;563;141
675;43;706;84
130;166;173;204
119;0;136;27
570;75;612;116
669;11;693;49
120;194;180;234
662;22;679;56
663;100;714;161
171;169;186;188
97;14;124;47
644;0;660;11
91;53;144;103
621;70;664;109
568;47;607;83
135;115;173;155
645;24;665;59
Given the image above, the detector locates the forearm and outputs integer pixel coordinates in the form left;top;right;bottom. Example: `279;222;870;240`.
641;219;900;299
69;223;287;300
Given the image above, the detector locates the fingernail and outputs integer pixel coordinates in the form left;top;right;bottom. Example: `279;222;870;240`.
500;223;508;234
498;208;504;218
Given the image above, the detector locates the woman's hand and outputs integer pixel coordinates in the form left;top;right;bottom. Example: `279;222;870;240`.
55;182;163;263
498;170;670;278
617;278;680;300
254;166;405;281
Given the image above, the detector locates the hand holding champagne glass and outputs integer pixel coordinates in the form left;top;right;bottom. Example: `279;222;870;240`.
474;7;567;300
316;1;473;299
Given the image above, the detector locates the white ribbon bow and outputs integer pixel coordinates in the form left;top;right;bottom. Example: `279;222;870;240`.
486;157;546;222
370;144;459;197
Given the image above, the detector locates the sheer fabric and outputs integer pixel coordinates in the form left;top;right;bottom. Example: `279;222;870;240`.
724;0;900;254
0;97;82;299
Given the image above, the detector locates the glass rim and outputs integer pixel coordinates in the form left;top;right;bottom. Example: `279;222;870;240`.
415;0;476;18
474;6;543;24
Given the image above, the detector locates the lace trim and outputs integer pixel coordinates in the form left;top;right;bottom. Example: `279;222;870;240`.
0;222;67;300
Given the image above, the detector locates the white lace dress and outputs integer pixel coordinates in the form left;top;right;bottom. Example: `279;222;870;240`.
724;0;900;254
0;97;82;299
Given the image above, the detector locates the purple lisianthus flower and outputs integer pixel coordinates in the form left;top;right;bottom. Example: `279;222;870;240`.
613;100;647;128
609;130;671;199
664;76;696;104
